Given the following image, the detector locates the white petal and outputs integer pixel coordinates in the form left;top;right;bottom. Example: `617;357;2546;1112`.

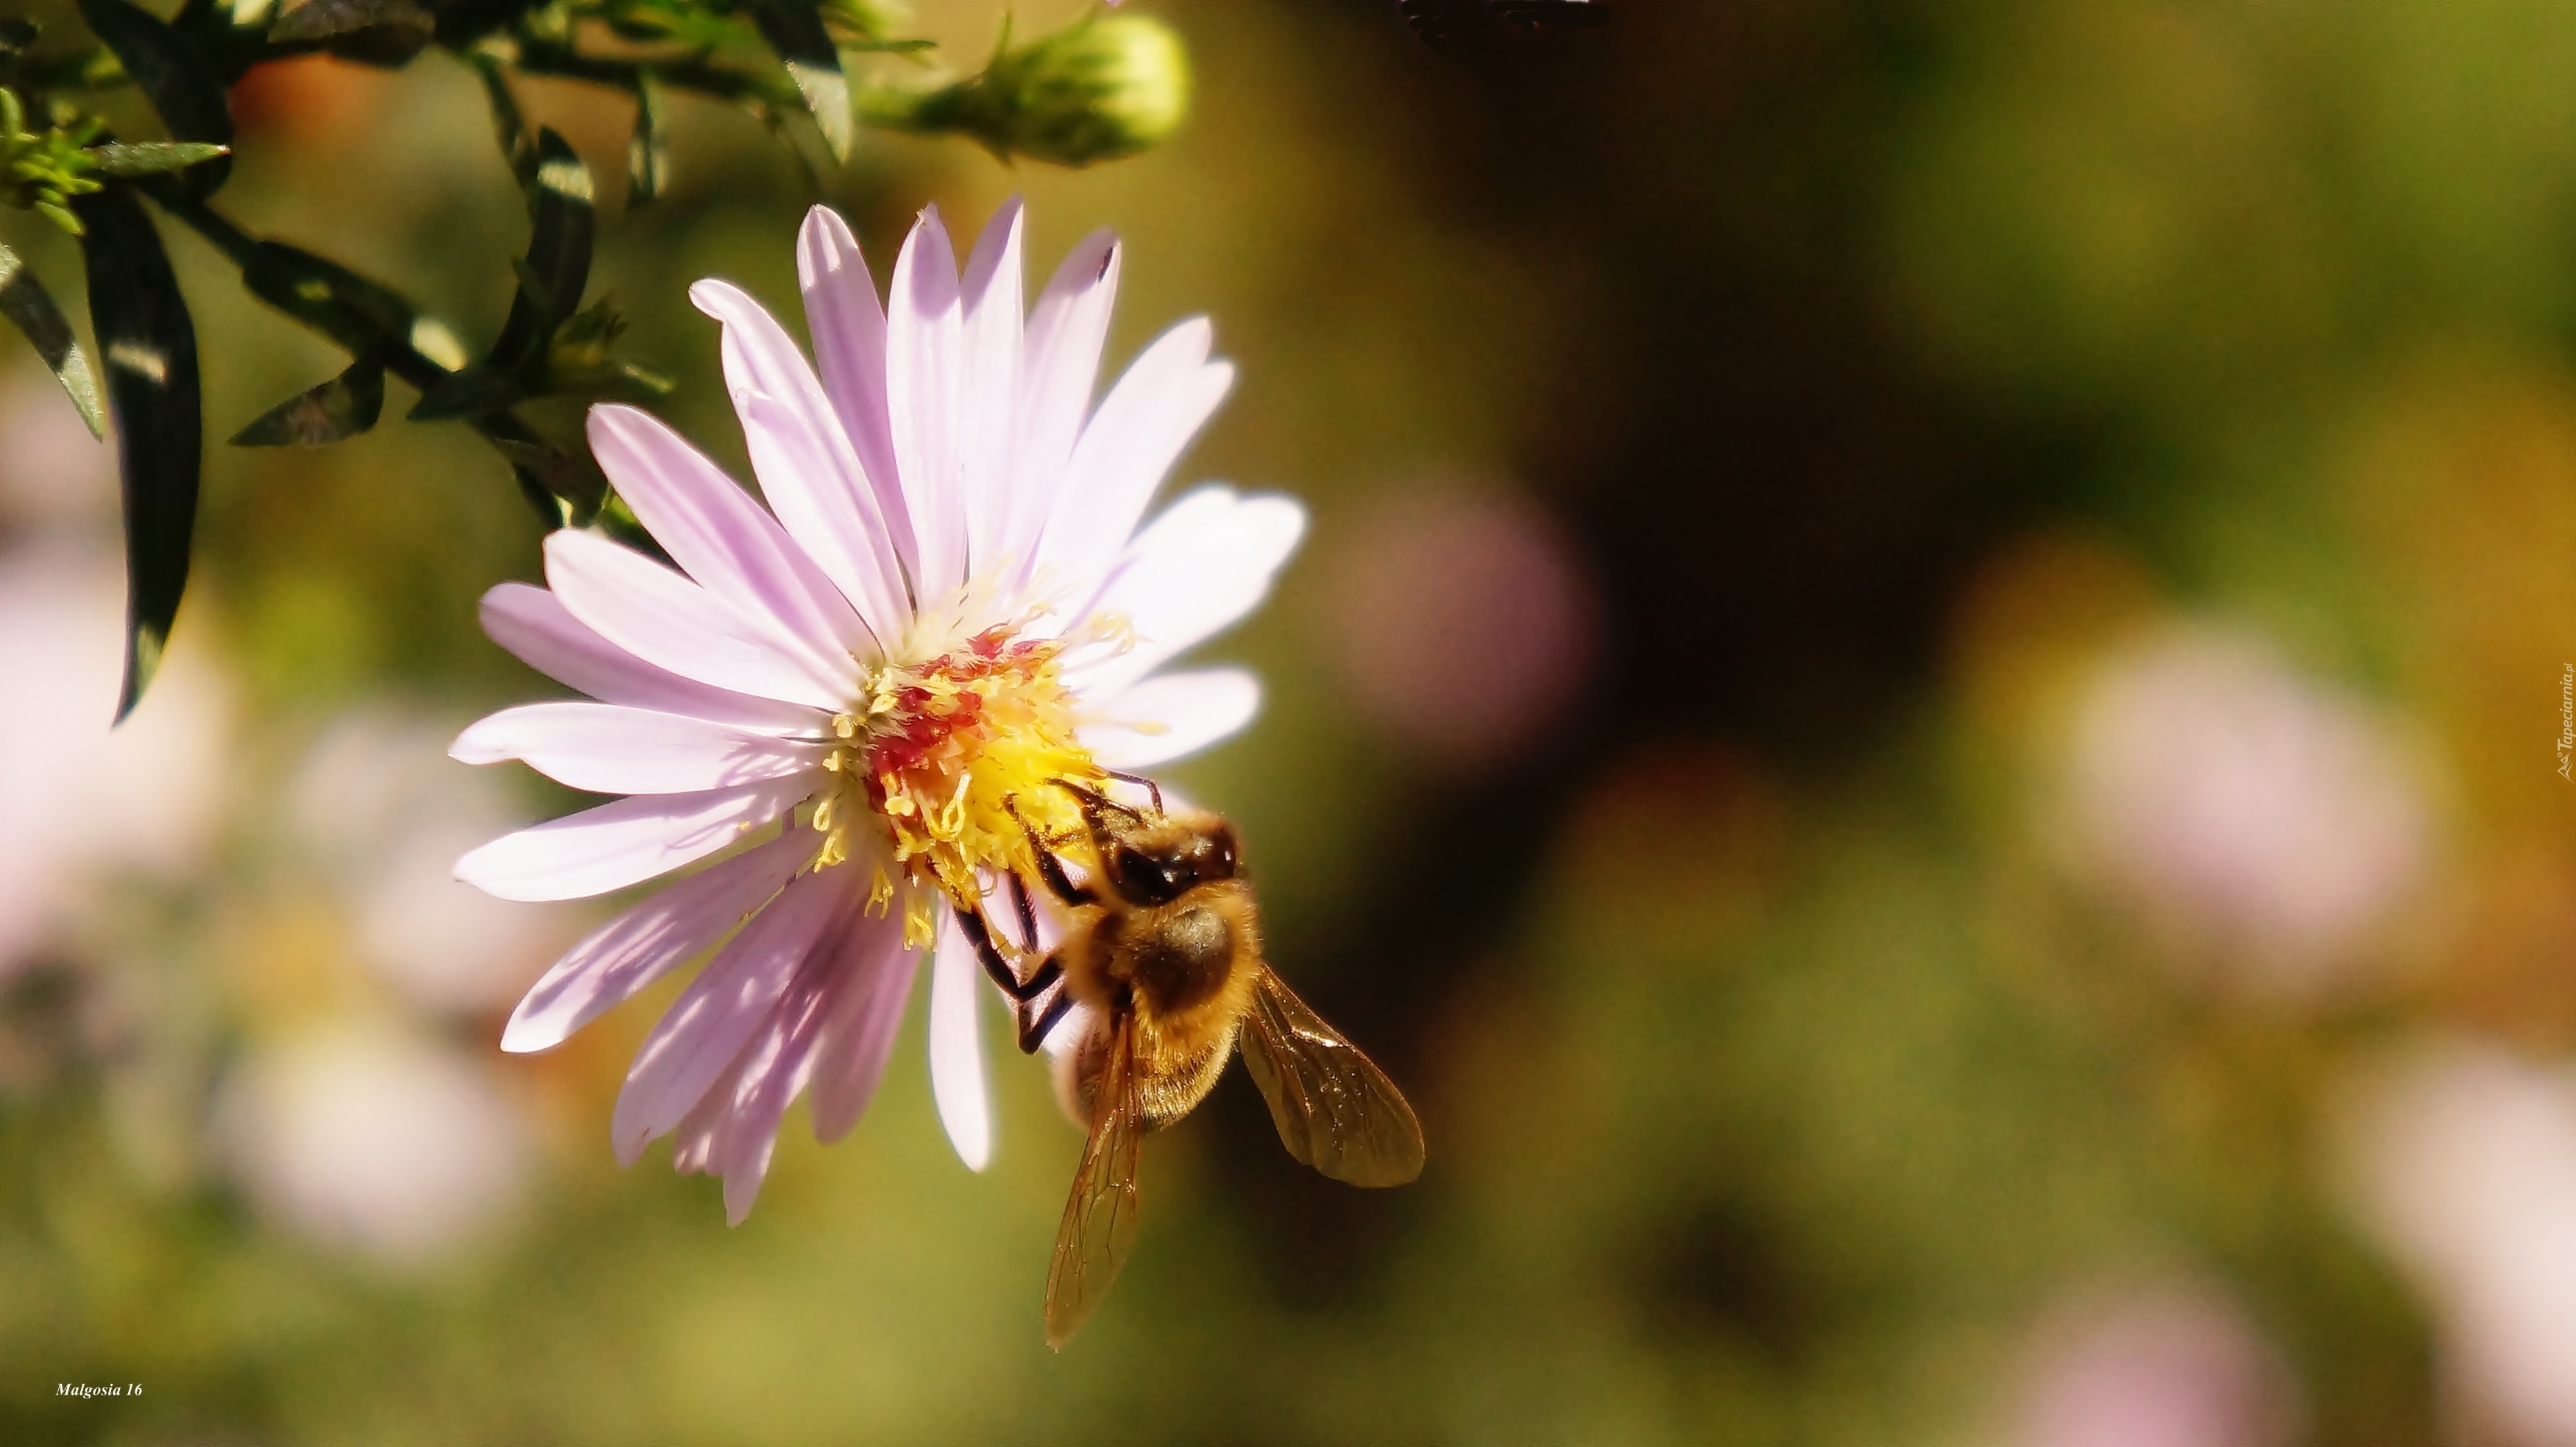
544;530;854;712
501;829;813;1053
732;389;909;643
1035;320;1233;597
718;947;840;1223
454;776;807;902
958;199;1025;578
587;405;876;659
1064;487;1306;698
1004;229;1120;577
809;906;919;1143
927;907;993;1171
478;583;819;735
886;208;967;601
795;205;913;576
1080;668;1262;769
612;867;846;1163
692;277;913;640
452;701;824;796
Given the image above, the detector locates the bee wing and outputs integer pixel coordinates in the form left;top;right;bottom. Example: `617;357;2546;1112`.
1240;969;1426;1187
1044;1014;1145;1348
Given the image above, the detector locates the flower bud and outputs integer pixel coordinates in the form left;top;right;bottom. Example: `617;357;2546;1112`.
919;13;1190;167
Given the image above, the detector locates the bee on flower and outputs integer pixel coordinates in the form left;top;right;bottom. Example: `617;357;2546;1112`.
450;199;1305;1223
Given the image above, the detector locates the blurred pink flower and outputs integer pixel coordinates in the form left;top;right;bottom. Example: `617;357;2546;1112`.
2055;624;2432;997
453;201;1301;1220
290;710;573;1015
2344;1039;2576;1447
220;1022;532;1267
2013;1281;2300;1447
0;540;230;974
1324;481;1597;771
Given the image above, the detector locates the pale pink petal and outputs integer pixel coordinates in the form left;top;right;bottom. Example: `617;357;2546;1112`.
692;277;913;640
479;583;818;735
716;940;843;1223
730;388;910;647
500;829;814;1052
612;865;846;1163
885;208;968;600
668;1037;748;1175
927;905;993;1171
455;776;807;902
809;905;919;1142
1034;321;1233;596
544;530;854;712
1064;487;1306;698
958;199;1025;578
796;206;914;580
452;701;824;796
587;405;877;659
1003;229;1121;578
1080;668;1262;769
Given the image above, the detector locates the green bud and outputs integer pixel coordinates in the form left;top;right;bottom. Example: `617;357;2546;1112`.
916;13;1190;167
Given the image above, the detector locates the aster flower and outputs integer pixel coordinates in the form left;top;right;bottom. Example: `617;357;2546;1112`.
450;200;1305;1222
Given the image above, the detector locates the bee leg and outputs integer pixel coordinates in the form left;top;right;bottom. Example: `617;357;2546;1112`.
1008;796;1095;907
1100;768;1164;815
952;901;1061;1002
1011;871;1040;952
1016;979;1075;1055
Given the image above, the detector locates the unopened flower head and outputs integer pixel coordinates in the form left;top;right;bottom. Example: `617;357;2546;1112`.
924;13;1191;167
451;199;1303;1221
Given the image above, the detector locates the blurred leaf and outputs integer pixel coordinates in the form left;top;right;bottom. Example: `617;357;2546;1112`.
241;239;425;355
75;0;233;199
473;55;537;185
267;0;436;65
738;0;853;161
408;361;526;420
626;68;668;206
0;241;106;439
84;141;231;177
230;350;384;446
0;18;38;60
74;185;200;723
414;127;590;419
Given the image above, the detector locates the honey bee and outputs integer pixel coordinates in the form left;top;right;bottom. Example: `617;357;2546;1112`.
952;777;1426;1347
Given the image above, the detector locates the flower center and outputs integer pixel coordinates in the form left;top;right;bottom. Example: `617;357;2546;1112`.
811;624;1103;945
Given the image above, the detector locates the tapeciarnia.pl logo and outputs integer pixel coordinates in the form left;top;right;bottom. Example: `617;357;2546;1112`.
2558;665;2572;780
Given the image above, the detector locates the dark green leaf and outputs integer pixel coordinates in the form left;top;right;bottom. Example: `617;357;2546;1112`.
415;127;590;420
408;361;526;420
268;0;429;41
0;242;106;439
230;350;383;445
74;185;201;723
240;239;456;364
473;56;537;185
627;69;669;205
0;18;39;59
85;141;233;178
737;0;853;161
77;0;233;199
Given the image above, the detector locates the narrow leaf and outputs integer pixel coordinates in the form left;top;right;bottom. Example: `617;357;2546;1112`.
74;185;202;722
408;361;526;421
627;69;669;206
85;141;233;178
738;0;854;161
230;350;383;445
0;242;107;439
420;126;590;420
77;0;234;198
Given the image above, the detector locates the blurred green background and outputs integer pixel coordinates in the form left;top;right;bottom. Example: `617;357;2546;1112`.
10;0;2576;1443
